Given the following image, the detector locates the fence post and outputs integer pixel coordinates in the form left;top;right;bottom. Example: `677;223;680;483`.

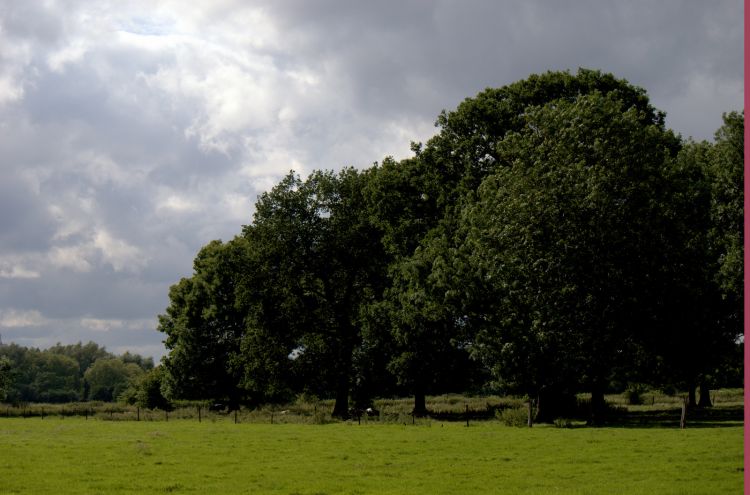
197;406;201;423
527;401;533;428
137;407;140;422
165;410;169;422
234;409;238;424
680;396;687;429
465;404;469;427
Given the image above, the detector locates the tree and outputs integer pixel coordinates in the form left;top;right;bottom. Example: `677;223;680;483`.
462;92;682;422
384;228;480;414
0;357;11;401
709;111;744;306
364;69;672;415
159;237;250;408
241;168;388;416
84;358;143;402
121;351;155;371
122;367;173;411
30;352;82;403
47;341;112;379
667;111;744;407
423;68;670;205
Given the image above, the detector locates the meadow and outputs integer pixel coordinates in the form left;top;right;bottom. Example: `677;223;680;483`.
0;406;743;494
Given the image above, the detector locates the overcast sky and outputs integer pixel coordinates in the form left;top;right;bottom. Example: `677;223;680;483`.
0;0;742;360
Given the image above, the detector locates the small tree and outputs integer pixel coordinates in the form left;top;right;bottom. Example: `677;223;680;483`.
138;368;173;410
84;358;143;402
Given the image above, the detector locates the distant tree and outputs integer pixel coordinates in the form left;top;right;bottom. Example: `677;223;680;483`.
120;351;155;371
0;357;11;401
0;343;35;402
48;341;112;378
29;352;82;403
84;358;143;402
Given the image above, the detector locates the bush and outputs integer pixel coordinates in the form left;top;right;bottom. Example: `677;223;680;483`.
553;417;573;428
496;407;528;427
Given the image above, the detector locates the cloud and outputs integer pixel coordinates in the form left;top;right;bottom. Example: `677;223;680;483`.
49;244;94;273
0;309;49;328
0;264;40;280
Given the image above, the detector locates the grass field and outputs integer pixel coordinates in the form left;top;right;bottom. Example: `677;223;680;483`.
0;417;742;494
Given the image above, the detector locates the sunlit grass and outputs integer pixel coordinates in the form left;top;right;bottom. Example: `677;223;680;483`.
0;417;741;494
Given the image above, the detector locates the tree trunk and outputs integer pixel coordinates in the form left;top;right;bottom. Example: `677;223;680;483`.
698;382;712;408
413;388;427;417
527;400;533;427
589;386;606;426
331;336;354;419
331;377;350;418
535;388;574;423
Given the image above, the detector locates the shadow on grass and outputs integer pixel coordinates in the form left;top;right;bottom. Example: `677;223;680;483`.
424;405;743;428
604;405;744;428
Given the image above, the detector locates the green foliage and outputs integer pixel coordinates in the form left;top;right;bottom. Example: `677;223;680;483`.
238;168;389;414
0;356;11;400
159;237;250;406
496;406;528;427
84;358;143;402
47;341;112;377
0;342;154;403
150;69;742;419
30;353;81;403
462;91;683;420
121;367;172;410
708;111;743;316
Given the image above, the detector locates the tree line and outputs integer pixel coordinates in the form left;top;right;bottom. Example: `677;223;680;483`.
0;341;154;404
157;70;742;422
2;70;741;423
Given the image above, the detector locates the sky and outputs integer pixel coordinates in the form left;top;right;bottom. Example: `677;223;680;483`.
0;0;743;361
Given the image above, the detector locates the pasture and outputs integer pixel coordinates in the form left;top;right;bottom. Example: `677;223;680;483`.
0;415;742;494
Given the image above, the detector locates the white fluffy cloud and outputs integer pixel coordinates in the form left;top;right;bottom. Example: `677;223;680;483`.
0;0;742;360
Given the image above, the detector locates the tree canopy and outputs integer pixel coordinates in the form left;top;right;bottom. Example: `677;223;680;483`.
153;69;742;422
0;342;153;403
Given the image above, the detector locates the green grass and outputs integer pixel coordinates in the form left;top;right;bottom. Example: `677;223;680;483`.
0;417;742;494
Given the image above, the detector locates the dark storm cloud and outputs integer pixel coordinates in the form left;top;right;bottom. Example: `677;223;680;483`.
263;0;742;139
0;0;741;360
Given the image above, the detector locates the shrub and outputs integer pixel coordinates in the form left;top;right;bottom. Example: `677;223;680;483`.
553;417;573;428
496;407;528;427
